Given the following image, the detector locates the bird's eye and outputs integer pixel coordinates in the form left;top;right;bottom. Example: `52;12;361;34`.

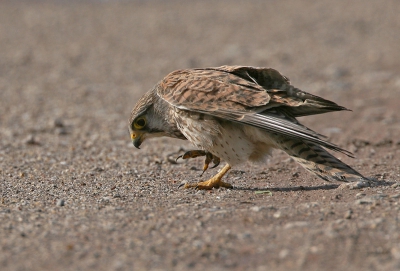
134;117;146;130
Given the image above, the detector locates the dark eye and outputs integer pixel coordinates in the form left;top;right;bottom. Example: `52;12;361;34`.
134;117;146;129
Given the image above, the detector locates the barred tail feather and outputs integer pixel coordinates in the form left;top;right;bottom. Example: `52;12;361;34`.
276;137;366;182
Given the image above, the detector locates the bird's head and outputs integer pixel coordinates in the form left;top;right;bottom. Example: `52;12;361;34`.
129;89;171;149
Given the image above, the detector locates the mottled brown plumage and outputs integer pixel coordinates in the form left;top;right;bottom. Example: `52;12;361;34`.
129;66;368;189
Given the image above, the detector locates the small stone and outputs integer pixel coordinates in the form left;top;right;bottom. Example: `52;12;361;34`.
391;183;399;188
390;193;400;199
355;193;366;199
57;199;65;206
370;194;388;199
250;206;261;212
238;232;252;240
339;180;371;189
344;210;352;219
352;139;370;148
279;249;289;259
54;118;65;128
284;221;309;229
24;135;40;145
355;198;375;205
56;127;68;135
273;211;281;218
391;246;400;260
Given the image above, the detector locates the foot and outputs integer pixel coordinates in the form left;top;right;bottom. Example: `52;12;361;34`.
183;164;232;190
176;150;220;176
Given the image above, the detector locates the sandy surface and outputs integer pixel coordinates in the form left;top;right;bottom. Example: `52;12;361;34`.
1;0;400;270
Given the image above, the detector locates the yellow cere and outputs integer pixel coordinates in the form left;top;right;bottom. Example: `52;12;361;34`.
130;132;137;140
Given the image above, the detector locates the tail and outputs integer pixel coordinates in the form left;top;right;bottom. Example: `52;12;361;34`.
274;136;366;182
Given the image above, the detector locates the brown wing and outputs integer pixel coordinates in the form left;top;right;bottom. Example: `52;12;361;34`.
158;67;272;113
157;66;353;156
215;66;349;117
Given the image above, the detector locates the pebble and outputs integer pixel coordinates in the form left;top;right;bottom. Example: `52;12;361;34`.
24;135;40;145
56;199;65;206
54;118;65;128
391;183;399;188
250;206;261;212
354;194;387;205
273;211;281;218
355;193;366;199
56;127;68;135
391;247;400;260
284;221;309;229
355;198;375;205
344;210;352;219
360;218;384;229
279;249;289;259
339;180;371;189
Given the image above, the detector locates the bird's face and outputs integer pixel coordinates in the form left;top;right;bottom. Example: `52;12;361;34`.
129;107;170;149
129;114;148;149
129;90;172;149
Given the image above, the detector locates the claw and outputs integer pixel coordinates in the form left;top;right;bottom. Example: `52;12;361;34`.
200;152;214;177
175;150;221;176
176;150;207;162
210;156;220;169
176;155;183;162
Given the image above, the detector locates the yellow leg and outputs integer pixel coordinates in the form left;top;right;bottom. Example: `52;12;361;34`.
184;164;232;190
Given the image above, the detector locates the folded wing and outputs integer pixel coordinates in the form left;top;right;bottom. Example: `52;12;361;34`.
157;66;353;157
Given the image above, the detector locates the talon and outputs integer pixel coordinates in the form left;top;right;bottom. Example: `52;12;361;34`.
176;155;183;162
211;156;220;169
200;164;208;177
200;152;213;176
183;164;232;190
176;150;222;177
176;150;207;161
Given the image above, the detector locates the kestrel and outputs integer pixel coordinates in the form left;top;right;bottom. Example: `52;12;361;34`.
129;66;368;189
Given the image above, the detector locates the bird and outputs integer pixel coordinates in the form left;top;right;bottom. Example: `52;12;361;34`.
129;65;368;190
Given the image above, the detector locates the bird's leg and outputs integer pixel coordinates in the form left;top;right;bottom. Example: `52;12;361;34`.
184;164;232;190
176;150;220;176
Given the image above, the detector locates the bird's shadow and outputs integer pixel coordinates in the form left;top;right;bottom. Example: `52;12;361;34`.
232;184;339;192
232;178;394;192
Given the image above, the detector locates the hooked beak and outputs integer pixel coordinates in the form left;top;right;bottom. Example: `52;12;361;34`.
130;132;143;149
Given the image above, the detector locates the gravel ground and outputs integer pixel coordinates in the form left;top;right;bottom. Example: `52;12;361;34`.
1;0;400;270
